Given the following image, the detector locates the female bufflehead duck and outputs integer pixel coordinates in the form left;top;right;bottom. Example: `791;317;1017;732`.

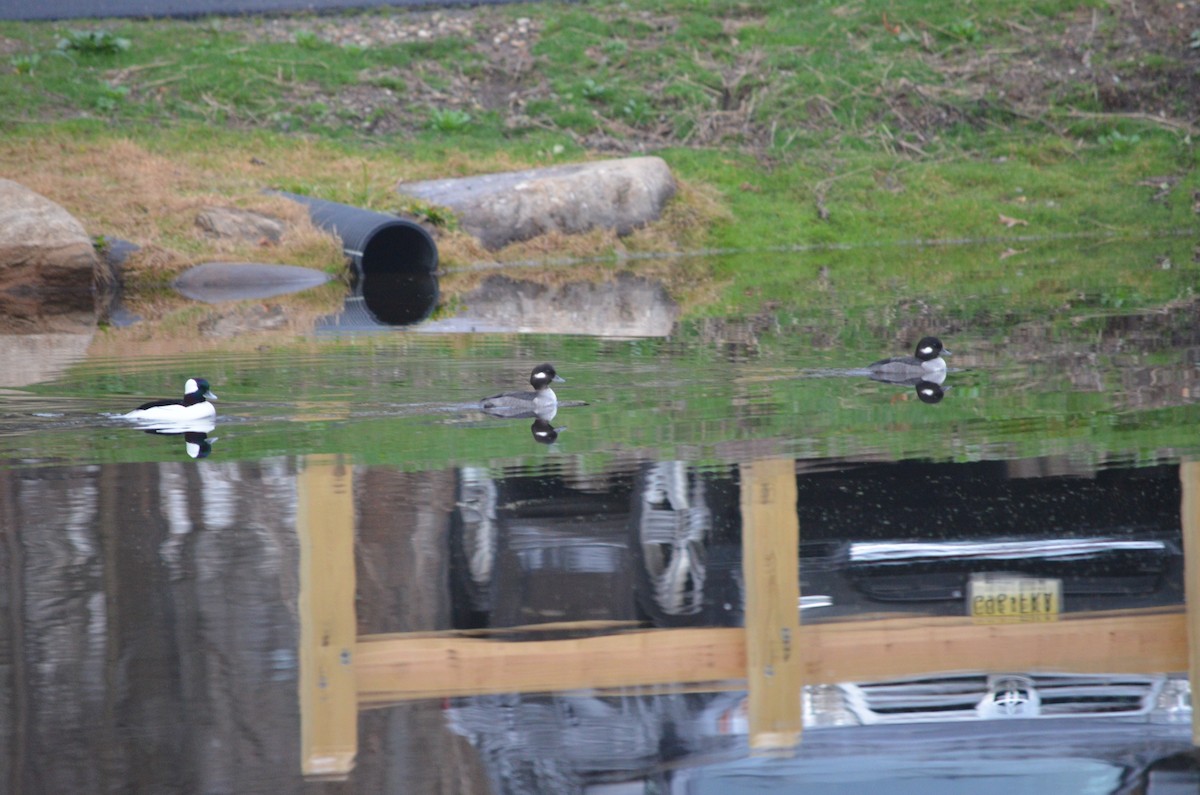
481;363;564;417
868;336;950;379
123;378;217;423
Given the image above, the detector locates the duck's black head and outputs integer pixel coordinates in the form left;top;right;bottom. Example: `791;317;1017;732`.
914;337;947;361
529;363;564;390
183;378;218;405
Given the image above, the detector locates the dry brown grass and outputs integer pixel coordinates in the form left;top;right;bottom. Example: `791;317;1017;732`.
1;132;730;342
0;136;346;278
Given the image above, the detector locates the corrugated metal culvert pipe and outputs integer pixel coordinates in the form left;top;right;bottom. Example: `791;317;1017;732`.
275;192;439;325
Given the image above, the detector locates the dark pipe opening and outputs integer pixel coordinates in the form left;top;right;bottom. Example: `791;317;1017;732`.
358;223;438;276
273;191;440;326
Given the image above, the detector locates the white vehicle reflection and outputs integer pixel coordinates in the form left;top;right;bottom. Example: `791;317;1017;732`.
678;673;1196;794
444;673;1195;794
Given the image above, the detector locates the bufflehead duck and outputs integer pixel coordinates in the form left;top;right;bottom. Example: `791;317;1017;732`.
481;363;564;417
868;337;950;380
123;378;218;423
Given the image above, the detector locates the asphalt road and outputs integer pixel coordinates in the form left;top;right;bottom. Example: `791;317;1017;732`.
0;0;508;21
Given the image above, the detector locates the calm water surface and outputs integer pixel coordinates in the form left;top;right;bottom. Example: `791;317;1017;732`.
3;247;1200;794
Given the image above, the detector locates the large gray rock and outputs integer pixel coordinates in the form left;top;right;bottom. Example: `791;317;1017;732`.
0;179;99;332
396;157;676;250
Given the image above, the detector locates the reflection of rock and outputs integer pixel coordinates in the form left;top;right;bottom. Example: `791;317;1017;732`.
397;157;676;250
0;332;95;388
459;272;679;337
0;179;100;332
195;206;285;245
173;261;332;303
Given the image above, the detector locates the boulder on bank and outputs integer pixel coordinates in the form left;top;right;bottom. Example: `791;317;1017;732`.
0;179;100;333
396;156;676;250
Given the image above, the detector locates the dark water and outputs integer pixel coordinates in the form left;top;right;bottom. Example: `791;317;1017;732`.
3;251;1200;793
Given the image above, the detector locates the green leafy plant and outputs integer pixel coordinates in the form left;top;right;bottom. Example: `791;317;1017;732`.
11;54;40;75
945;19;981;43
579;78;612;101
94;82;130;113
427;108;472;133
396;199;459;230
56;29;131;55
1097;129;1141;153
1190;29;1200;50
294;30;321;50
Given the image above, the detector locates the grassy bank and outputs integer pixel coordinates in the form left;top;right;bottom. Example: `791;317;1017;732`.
0;0;1197;320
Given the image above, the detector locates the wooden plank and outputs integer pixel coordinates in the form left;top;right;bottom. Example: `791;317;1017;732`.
298;454;358;779
354;610;1187;704
1181;461;1200;745
355;627;746;703
804;609;1186;682
739;458;802;749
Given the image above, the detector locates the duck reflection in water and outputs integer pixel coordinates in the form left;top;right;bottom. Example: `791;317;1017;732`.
135;418;218;459
871;372;950;404
530;417;561;445
177;430;216;459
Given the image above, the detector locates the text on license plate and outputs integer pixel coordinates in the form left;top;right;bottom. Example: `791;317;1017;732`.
968;575;1061;623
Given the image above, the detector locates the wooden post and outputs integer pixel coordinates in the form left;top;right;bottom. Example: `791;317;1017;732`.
1180;461;1200;746
298;454;358;778
739;458;802;749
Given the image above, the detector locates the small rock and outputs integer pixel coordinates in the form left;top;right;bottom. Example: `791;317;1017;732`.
196;206;285;245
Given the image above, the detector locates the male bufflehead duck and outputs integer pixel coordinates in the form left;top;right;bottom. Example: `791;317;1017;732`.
868;336;950;379
123;378;217;423
481;363;564;417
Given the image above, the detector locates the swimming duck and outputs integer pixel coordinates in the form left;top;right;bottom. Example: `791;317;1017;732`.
123;378;217;423
481;363;563;418
868;337;950;381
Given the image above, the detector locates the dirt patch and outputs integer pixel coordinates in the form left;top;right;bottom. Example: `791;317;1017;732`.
898;1;1200;138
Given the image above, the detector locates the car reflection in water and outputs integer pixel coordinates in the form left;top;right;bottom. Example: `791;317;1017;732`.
446;672;1196;794
445;456;1193;793
675;670;1196;794
450;458;1184;629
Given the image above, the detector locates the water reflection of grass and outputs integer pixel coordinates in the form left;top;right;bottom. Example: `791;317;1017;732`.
8;310;1199;472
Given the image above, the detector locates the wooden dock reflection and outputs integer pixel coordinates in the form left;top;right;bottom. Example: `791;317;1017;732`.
299;456;1200;777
